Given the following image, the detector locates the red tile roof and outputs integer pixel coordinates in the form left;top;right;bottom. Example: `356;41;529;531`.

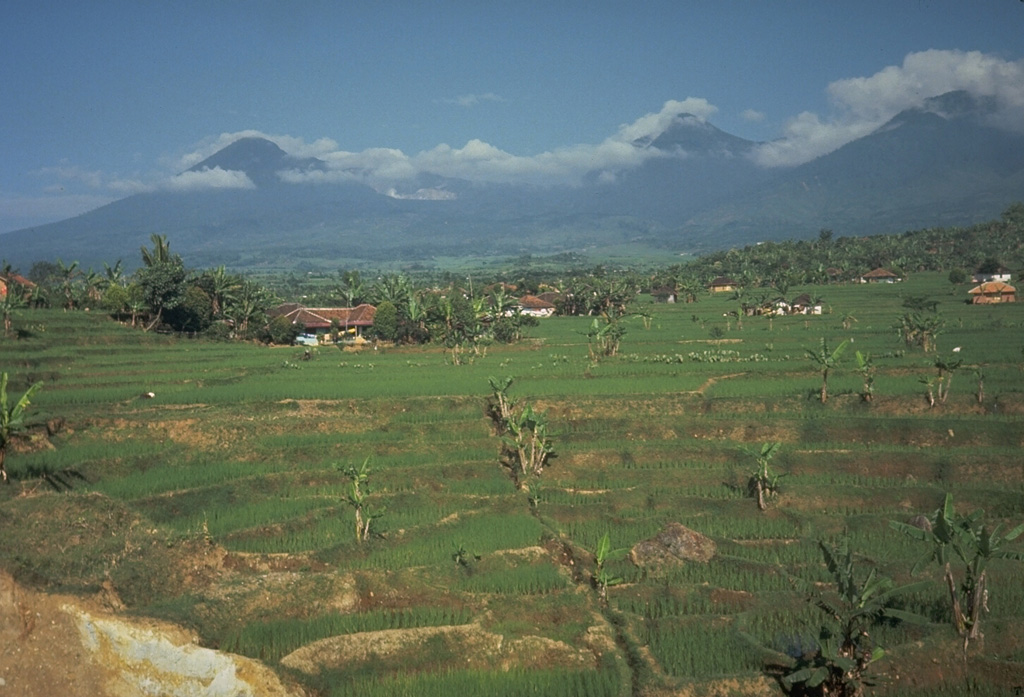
518;295;555;310
969;281;1015;295
272;303;377;329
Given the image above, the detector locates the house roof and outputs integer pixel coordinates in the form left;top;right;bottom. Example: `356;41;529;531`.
708;276;737;287
535;291;562;304
518;295;555;310
791;293;815;306
0;273;36;288
860;268;899;279
272;303;377;328
969;281;1016;295
267;302;303;317
306;304;377;326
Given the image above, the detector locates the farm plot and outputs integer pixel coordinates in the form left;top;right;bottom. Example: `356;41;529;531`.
1;274;1023;696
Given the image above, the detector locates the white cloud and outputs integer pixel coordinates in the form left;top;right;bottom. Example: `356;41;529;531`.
440;92;506;107
26;49;1023;217
751;50;1024;167
616;98;718;143
164;167;255;191
742;109;765;122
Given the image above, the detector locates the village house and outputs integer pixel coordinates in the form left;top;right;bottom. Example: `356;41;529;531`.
858;268;902;284
789;293;823;315
0;273;36;301
972;266;1012;284
651;286;677;303
268;303;377;338
968;281;1016;304
708;276;739;293
517;295;556;318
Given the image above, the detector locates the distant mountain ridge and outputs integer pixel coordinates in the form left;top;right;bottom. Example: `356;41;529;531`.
3;91;1022;271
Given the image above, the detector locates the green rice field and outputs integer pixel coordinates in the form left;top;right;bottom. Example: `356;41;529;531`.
2;272;1023;696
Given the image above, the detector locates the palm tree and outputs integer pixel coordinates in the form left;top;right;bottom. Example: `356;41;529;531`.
1;373;43;483
805;337;850;403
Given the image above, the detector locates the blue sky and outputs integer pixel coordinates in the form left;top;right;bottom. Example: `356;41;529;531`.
2;1;1023;233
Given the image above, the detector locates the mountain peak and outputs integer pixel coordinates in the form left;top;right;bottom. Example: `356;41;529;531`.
920;90;998;120
188;137;325;186
635;113;755;155
880;90;1001;134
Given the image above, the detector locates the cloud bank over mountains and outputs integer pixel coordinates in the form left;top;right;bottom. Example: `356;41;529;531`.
752;50;1024;166
20;50;1024;218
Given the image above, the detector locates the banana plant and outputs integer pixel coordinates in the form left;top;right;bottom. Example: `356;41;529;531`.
487;377;555;489
805;337;849;403
501;403;554;478
340;458;385;542
451;542;481;572
892;493;1024;655
742;442;783;511
782;541;930;697
854;350;874;403
0;373;43;483
933;354;962;404
592;532;628;604
486;375;517;428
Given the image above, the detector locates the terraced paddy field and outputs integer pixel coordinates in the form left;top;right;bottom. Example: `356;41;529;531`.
2;273;1023;696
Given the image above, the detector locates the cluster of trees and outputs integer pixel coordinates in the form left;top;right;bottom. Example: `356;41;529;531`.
5;203;1021;347
652;202;1024;297
6;235;277;340
361;276;538;361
